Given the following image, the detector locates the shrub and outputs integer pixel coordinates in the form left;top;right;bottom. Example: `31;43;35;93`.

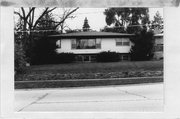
96;51;120;62
30;37;57;65
15;43;27;74
130;29;155;61
55;52;75;63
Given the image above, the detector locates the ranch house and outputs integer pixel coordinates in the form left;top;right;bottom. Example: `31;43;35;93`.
49;31;163;62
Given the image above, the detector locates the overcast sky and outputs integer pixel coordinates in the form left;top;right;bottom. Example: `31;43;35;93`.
14;8;163;32
63;8;163;31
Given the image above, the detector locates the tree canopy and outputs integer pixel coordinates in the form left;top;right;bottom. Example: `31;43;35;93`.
150;11;163;33
103;8;150;33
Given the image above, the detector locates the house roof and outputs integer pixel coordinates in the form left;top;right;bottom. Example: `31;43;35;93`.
48;31;134;39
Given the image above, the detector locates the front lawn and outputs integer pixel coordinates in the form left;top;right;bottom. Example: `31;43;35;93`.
15;60;163;81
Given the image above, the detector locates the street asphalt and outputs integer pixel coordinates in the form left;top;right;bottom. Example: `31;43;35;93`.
15;83;164;112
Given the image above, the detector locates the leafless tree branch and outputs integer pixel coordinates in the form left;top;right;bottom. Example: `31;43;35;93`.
33;7;57;28
54;7;79;28
14;11;23;19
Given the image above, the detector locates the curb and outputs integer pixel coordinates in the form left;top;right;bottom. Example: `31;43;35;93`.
15;77;163;89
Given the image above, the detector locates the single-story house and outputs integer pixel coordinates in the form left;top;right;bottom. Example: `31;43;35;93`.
49;31;163;62
49;31;134;62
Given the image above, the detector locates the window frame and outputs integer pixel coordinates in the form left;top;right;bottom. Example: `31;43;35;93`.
71;38;101;49
116;38;130;46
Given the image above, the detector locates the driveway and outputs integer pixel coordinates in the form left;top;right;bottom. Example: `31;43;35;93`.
15;83;163;112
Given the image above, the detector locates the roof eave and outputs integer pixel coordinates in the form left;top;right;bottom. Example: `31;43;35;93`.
48;34;134;39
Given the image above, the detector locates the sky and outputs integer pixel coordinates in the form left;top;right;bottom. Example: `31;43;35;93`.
64;8;163;31
14;8;163;32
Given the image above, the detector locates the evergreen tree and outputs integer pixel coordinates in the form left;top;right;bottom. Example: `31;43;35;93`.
82;17;90;31
150;11;163;33
130;29;155;61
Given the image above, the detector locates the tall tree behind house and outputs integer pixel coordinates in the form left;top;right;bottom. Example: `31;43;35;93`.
150;11;163;33
103;8;150;33
82;17;90;32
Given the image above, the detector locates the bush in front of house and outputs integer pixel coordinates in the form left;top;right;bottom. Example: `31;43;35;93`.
30;36;58;65
55;52;75;63
96;51;120;62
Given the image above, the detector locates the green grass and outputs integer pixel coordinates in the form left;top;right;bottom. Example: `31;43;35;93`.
15;60;163;81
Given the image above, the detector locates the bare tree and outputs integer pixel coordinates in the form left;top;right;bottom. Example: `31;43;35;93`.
14;7;79;31
55;8;77;33
14;7;79;63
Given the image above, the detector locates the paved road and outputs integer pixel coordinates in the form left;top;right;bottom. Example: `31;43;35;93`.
15;83;164;112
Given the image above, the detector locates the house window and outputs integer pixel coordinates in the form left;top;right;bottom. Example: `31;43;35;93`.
56;40;61;48
71;39;76;49
116;38;130;46
75;55;97;62
77;39;96;49
84;55;90;61
96;39;101;49
120;54;129;61
71;39;101;49
123;41;130;46
116;39;123;46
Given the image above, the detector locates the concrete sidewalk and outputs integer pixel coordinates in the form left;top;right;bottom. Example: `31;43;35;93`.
15;83;164;112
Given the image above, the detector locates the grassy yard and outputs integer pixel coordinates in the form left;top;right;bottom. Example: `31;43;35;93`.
15;60;163;81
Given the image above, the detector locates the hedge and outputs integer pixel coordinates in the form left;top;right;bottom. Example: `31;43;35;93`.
54;52;75;63
96;51;120;62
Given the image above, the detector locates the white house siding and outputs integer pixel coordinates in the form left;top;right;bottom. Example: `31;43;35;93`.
56;38;131;54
